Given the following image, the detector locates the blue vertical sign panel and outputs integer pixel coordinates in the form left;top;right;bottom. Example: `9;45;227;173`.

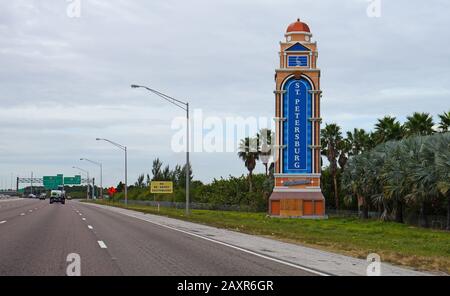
283;79;312;174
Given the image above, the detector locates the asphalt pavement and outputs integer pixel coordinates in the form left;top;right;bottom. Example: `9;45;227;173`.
0;198;316;276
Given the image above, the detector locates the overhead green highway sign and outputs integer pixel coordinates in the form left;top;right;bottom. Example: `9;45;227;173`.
43;174;81;189
43;175;63;190
64;175;81;185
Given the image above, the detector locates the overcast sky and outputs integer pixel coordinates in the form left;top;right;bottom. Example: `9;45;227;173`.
1;0;449;188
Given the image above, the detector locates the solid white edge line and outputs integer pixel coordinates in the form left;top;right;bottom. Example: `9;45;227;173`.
97;240;107;249
84;204;330;276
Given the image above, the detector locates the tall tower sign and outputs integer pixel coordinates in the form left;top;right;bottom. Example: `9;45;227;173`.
269;19;326;218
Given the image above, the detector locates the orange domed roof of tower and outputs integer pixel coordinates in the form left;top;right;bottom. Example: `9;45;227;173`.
286;19;310;33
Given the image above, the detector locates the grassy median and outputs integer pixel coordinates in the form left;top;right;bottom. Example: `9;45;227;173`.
85;200;450;274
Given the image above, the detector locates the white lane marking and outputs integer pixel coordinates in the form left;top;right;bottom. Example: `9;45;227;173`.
88;225;93;230
82;218;86;221
87;204;330;276
0;220;6;224
97;241;107;249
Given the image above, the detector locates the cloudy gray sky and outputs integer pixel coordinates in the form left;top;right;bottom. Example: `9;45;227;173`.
1;0;449;188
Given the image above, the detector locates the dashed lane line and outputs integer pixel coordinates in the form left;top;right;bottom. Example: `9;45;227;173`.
97;241;107;249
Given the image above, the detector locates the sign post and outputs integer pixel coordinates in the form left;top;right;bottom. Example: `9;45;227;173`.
150;181;173;194
150;181;173;210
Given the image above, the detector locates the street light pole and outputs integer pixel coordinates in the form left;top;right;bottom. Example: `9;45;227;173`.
80;158;103;199
73;166;90;200
96;138;127;207
125;146;127;206
131;84;190;215
186;103;189;214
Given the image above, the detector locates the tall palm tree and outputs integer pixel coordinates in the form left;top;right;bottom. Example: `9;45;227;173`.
257;128;273;176
337;138;351;171
321;124;342;209
374;116;405;144
404;112;435;137
238;137;259;192
346;128;373;156
438;111;450;132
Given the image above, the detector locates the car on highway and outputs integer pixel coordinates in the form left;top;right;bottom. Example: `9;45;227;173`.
49;190;65;204
28;194;37;199
39;193;47;200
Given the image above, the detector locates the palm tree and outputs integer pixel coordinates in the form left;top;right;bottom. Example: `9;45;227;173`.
402;136;439;227
342;152;375;219
321;124;343;209
433;133;450;229
346;128;373;156
438;111;450;132
257;129;273;176
374;116;405;144
337;138;351;171
404;112;435;136
238;137;259;192
381;143;408;223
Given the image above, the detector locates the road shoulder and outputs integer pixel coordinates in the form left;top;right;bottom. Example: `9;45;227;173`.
79;201;431;276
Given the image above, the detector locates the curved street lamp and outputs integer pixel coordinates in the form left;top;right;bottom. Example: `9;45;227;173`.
131;84;190;216
72;166;90;200
80;158;103;199
96;138;127;206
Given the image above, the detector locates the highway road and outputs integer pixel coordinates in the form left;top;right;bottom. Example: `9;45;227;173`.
0;199;317;276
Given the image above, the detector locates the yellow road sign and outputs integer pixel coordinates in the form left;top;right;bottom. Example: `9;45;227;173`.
150;181;173;194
